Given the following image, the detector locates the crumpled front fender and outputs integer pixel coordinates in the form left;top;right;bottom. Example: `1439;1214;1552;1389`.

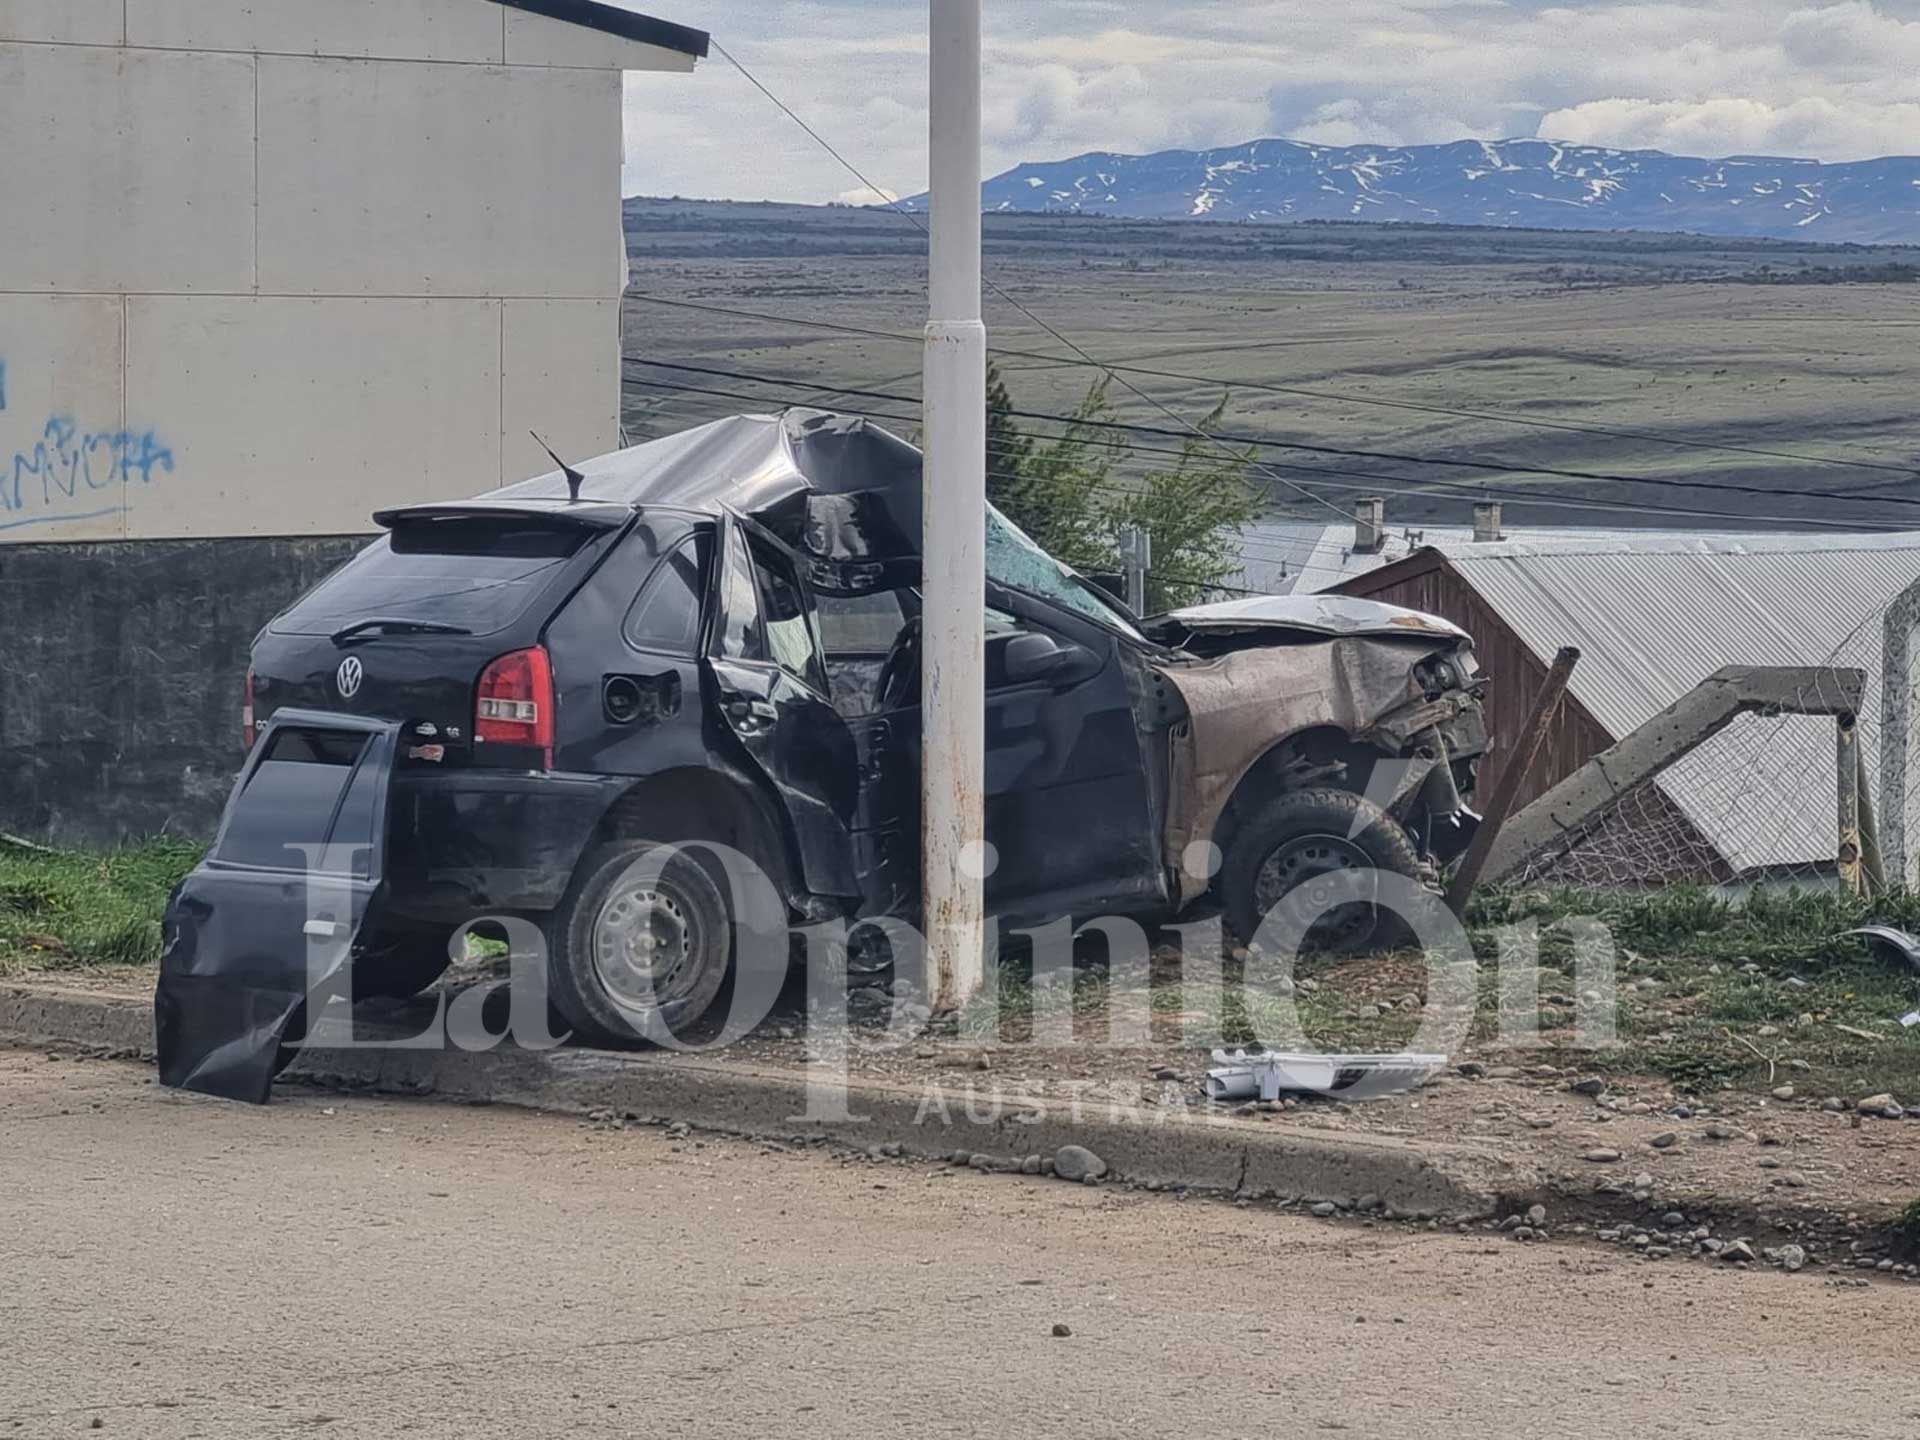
1156;635;1471;903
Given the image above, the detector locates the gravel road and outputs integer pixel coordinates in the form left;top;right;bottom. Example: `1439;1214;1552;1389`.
3;1050;1916;1438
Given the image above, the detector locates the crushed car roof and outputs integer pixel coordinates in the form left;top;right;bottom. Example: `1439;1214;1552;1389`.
486;410;923;581
1166;593;1470;642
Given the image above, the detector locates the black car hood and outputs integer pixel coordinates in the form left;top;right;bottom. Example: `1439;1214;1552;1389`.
488;409;923;594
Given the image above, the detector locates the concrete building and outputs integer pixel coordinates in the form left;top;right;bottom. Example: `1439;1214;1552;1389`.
0;0;707;539
0;0;707;839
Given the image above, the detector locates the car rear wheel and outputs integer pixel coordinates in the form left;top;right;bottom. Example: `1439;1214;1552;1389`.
544;839;732;1044
1221;788;1424;954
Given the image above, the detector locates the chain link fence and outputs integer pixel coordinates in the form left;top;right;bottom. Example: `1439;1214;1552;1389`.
1507;620;1901;896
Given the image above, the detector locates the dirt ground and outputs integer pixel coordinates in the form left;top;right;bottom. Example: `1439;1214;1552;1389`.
18;955;1920;1257
5;1051;1919;1440
722;1008;1920;1248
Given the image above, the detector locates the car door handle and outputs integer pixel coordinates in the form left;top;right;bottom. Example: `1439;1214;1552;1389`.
728;698;778;727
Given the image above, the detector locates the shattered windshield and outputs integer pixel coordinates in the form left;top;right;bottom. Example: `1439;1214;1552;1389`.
985;506;1144;641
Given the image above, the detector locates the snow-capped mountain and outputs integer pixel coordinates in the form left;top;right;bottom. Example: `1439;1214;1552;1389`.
906;138;1920;244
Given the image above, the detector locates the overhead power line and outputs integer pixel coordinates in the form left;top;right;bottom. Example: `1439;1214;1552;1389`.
622;371;1920;534
624;293;1920;478
622;356;1920;521
704;43;1371;530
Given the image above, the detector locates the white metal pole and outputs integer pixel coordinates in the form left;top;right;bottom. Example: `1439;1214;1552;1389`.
923;0;987;1013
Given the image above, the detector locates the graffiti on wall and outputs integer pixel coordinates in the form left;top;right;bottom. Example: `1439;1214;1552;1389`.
1;360;177;533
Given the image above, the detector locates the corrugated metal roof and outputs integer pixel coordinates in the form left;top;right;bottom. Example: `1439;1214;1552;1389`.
1437;532;1920;875
1234;521;1800;596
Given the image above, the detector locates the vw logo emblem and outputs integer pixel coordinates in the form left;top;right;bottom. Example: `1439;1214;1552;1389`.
336;656;364;699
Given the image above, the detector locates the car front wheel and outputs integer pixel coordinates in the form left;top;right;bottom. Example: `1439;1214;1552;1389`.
544;839;733;1044
1221;787;1424;954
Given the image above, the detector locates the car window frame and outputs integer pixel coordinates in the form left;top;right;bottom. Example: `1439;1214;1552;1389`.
620;531;710;659
743;530;831;697
711;516;768;664
705;510;834;702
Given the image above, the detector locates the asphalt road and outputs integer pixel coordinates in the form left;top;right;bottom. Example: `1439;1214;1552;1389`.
4;1051;1917;1438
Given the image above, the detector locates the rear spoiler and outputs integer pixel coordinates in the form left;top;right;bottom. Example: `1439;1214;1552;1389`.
373;499;635;531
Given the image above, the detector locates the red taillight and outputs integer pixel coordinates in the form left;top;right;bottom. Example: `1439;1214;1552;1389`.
243;668;257;752
475;647;555;767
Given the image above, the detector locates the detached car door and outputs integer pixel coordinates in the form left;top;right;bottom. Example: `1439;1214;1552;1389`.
705;510;860;899
155;709;401;1104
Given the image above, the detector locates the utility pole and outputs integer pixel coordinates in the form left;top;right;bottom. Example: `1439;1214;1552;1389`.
922;0;987;1013
1121;526;1152;615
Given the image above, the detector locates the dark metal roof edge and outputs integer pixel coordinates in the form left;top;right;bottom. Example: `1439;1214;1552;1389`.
490;0;710;59
1330;546;1453;596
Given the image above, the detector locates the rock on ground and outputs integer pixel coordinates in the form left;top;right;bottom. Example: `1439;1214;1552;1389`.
1053;1144;1107;1183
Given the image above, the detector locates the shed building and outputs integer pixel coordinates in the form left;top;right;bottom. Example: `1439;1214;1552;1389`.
1332;532;1920;886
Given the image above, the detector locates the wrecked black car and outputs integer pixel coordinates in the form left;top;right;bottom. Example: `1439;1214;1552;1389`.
158;409;1486;1098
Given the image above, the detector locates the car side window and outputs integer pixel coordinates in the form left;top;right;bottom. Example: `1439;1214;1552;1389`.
622;533;710;656
747;535;829;694
717;523;766;661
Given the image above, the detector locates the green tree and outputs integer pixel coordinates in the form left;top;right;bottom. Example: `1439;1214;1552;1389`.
1103;393;1261;611
988;376;1126;579
988;371;1260;613
985;360;1030;511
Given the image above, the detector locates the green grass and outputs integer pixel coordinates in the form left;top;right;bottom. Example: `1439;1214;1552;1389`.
1897;1198;1920;1258
7;837;1920;1102
959;884;1920;1100
0;838;203;975
1466;883;1920;967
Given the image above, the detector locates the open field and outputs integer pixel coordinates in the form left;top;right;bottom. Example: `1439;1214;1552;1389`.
622;199;1920;533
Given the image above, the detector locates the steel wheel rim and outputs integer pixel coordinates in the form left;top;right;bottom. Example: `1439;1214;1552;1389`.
1252;831;1380;950
591;881;700;1013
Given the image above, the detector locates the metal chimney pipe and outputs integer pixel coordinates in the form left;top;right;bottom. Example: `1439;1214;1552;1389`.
1354;497;1385;553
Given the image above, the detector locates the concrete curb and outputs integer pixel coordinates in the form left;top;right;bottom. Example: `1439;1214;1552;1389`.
0;983;155;1058
2;983;1517;1218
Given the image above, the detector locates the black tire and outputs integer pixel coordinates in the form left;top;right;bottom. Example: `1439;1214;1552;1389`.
544;839;732;1044
1221;787;1424;954
351;922;456;999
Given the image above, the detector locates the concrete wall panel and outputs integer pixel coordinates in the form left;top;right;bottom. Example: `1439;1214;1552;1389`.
127;0;504;63
500;299;621;485
505;10;698;72
0;295;130;541
256;57;622;298
126;297;503;538
0;0;122;44
0;535;369;843
0;43;256;294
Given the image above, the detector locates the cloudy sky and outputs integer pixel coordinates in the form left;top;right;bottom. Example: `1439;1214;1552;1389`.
618;0;1920;202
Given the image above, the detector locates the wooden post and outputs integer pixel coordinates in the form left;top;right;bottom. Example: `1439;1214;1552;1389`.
1838;715;1867;899
1445;646;1580;916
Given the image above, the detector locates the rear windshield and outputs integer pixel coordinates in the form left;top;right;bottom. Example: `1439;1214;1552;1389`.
273;519;592;638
